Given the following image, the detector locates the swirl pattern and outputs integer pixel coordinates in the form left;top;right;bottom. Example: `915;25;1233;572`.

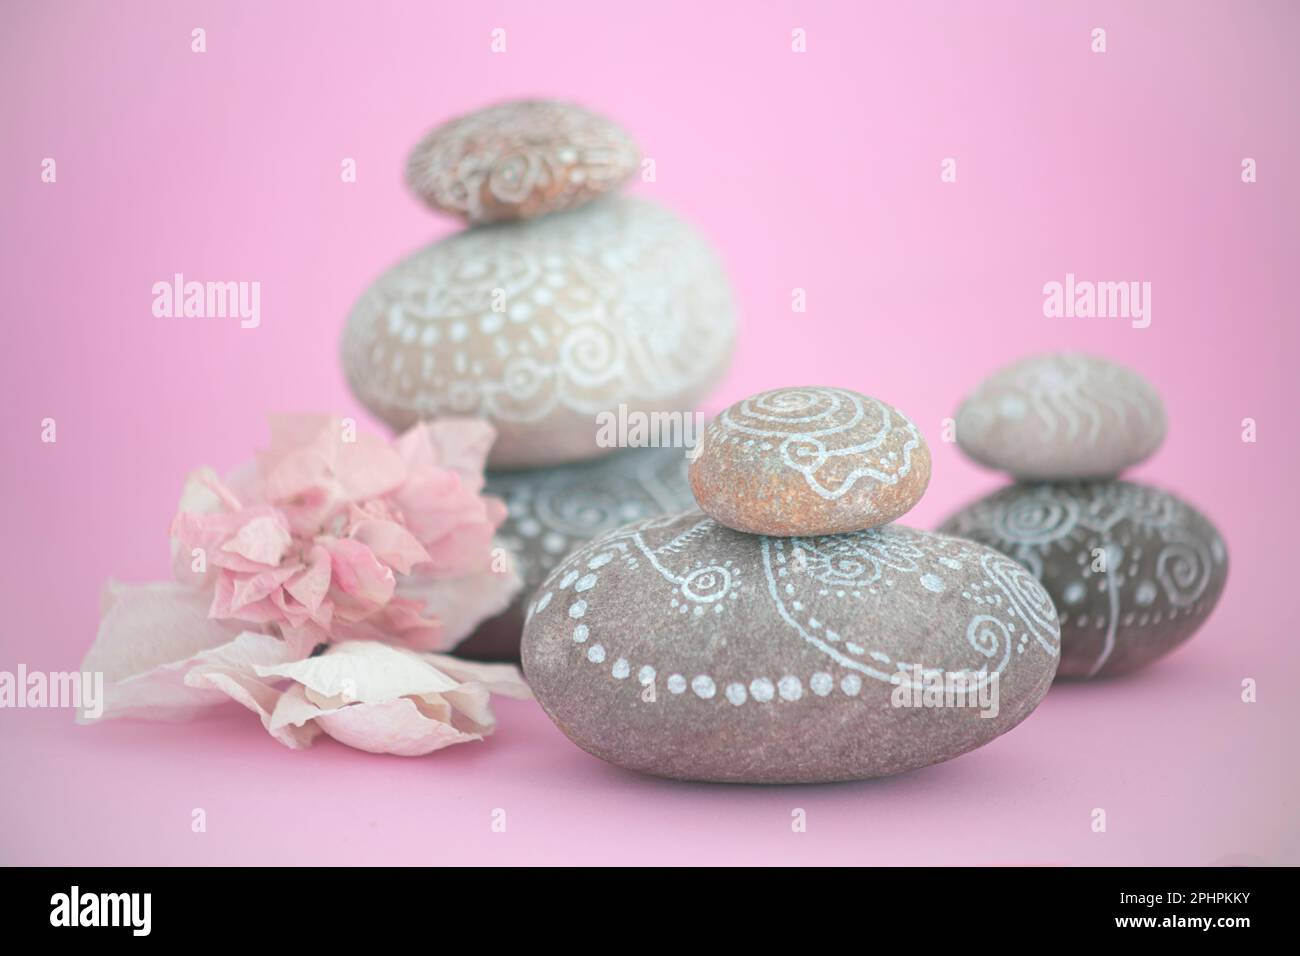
966;615;1011;665
523;514;1060;711
940;480;1228;678
713;387;923;500
406;100;639;224
955;352;1167;478
994;490;1080;546
981;552;1061;654
1156;538;1213;607
487;447;696;597
691;387;931;536
342;196;736;468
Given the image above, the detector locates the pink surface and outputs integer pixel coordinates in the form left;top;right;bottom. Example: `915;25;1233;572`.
2;0;1297;865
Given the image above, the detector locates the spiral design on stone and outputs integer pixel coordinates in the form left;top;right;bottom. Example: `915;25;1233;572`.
756;388;826;414
559;324;624;388
407;101;639;223
1156;541;1211;607
824;553;880;585
966;614;1010;659
994;492;1079;547
733;387;846;427
533;487;624;538
982;551;1060;654
682;565;731;603
340;196;735;448
795;537;886;585
781;436;828;473
502;355;547;401
487;151;539;204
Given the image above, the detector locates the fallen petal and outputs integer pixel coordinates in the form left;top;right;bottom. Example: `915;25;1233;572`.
397;553;522;651
82;582;259;721
315;698;484;756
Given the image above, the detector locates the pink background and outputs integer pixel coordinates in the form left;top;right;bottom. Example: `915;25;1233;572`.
2;0;1297;865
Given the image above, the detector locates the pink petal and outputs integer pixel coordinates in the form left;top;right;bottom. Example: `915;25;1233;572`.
318;537;396;608
284;544;331;612
255;641;525;756
209;572;292;624
371;597;442;649
173;465;244;517
221;513;292;566
228;564;300;612
428;654;534;700
349;519;432;575
416;515;502;576
333;431;408;500
387;474;473;543
81;583;281;723
277;621;331;659
396;418;497;491
316;698;483;756
185;641;321;751
172;507;287;574
256;640;461;702
396;557;522;652
267;588;314;629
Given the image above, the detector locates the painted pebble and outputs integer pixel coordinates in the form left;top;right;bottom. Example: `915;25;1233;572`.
955;352;1166;479
341;196;736;469
457;446;696;661
406;100;639;224
689;387;931;536
940;480;1227;678
522;511;1060;783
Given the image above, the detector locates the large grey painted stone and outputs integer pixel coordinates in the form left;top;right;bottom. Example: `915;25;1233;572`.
341;195;736;469
955;352;1166;479
940;481;1227;678
522;512;1061;783
455;447;695;661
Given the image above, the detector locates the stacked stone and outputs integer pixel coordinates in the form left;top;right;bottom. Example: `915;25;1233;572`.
522;386;1064;783
942;352;1228;679
340;101;733;659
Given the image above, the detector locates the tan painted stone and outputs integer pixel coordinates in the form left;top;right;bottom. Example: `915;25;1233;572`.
341;196;735;469
689;387;930;535
407;100;638;224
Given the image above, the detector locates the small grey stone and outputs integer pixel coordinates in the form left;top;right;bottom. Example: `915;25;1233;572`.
955;352;1166;479
689;386;931;536
522;512;1061;783
454;447;696;660
940;480;1227;678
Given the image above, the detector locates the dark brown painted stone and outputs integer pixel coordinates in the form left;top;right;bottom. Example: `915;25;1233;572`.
941;480;1227;678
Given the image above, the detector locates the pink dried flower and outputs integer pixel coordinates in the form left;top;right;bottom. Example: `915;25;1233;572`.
79;415;529;756
169;415;518;654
